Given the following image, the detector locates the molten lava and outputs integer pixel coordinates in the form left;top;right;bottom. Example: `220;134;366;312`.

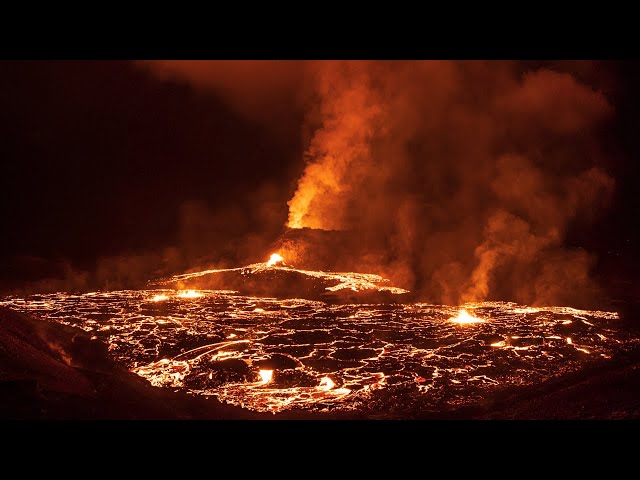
0;291;629;415
450;309;484;324
318;376;335;391
266;253;284;266
177;290;204;299
259;369;274;384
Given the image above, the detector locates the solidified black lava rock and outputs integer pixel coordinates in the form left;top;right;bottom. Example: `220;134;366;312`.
270;369;318;388
185;358;253;389
254;353;302;370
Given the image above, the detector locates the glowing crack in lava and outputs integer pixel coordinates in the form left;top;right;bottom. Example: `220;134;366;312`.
1;275;635;415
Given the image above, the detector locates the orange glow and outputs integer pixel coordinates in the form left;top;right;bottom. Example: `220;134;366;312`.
259;369;274;384
285;62;382;231
151;294;169;302
266;253;284;266
177;290;203;299
318;376;335;390
450;309;484;324
166;261;409;295
1;289;624;414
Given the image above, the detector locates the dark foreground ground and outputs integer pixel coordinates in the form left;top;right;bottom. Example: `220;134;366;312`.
1;305;639;420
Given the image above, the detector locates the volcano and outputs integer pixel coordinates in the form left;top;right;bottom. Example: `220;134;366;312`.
2;60;639;421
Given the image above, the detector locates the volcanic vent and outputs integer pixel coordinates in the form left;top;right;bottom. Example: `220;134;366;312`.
152;243;410;304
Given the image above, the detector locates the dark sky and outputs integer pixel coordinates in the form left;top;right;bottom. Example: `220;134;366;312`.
582;61;640;269
0;60;638;298
0;61;304;288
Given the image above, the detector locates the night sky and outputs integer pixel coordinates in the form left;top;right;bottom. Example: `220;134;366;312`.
0;61;304;289
1;60;638;303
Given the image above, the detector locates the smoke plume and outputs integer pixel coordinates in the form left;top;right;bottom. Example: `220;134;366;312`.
141;60;615;307
286;61;615;306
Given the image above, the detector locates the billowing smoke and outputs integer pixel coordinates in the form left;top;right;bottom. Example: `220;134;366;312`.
140;60;615;307
287;61;385;229
286;61;615;306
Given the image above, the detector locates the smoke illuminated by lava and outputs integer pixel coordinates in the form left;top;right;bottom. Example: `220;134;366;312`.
139;61;616;308
283;61;614;307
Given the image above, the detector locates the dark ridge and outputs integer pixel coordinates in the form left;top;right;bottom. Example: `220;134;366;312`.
0;306;261;419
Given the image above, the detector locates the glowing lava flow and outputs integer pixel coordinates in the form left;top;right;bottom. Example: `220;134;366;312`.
318;377;335;390
450;309;484;324
151;294;169;302
266;253;284;266
177;290;204;299
259;369;274;384
0;291;631;415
